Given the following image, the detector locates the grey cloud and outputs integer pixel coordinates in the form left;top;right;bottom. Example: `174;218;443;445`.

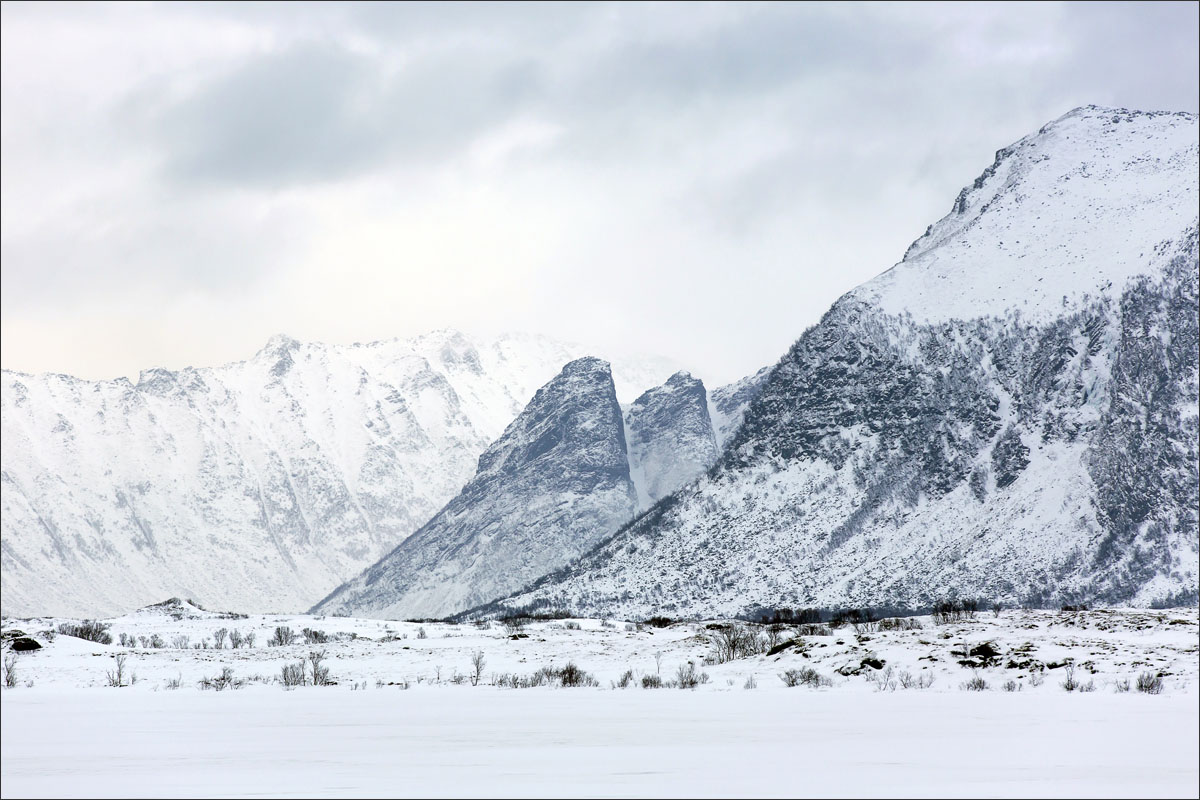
150;42;547;186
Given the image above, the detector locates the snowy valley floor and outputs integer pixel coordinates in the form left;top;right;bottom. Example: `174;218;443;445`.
2;604;1198;798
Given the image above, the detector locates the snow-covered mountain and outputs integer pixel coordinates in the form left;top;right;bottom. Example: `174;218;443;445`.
1;330;684;617
483;106;1200;619
313;358;639;619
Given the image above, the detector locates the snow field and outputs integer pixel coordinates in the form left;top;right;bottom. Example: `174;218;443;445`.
2;604;1197;797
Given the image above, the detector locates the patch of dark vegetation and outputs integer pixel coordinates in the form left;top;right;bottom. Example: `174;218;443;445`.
644;616;673;628
57;620;112;644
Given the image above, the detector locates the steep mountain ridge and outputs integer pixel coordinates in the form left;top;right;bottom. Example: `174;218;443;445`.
483;106;1199;619
1;330;684;617
312;358;638;619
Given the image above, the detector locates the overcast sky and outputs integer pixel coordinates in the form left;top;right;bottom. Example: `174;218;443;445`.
2;1;1197;385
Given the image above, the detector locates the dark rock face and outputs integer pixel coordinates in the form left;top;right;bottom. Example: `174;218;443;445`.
625;372;719;508
313;358;638;619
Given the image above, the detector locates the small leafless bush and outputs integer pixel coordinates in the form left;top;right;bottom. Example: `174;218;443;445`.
600;619;616;629
500;617;527;634
302;628;329;645
165;674;183;690
613;669;635;689
896;670;935;690
308;650;332;686
869;666;897;692
138;635;151;648
558;662;599;687
563;621;581;630
118;633;137;648
417;627;428;640
1002;679;1020;692
268;626;296;647
4;653;18;688
281;661;306;687
1061;664;1080;692
470;650;486;686
228;629;245;649
244;632;256;648
780;667;829;688
171;635;190;650
212;628;228;650
1113;677;1131;693
1029;670;1045;688
199;667;244;691
106;654;128;687
641;673;665;689
877;617;923;632
58;620;112;644
710;624;765;664
1136;671;1163;694
960;672;988;691
743;674;757;690
675;662;709;689
992;602;1003;617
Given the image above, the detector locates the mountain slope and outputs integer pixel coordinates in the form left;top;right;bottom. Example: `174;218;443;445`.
485;106;1200;619
311;358;638;619
1;331;681;617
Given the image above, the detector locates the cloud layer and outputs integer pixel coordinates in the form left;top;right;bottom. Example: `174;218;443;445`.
3;1;1197;384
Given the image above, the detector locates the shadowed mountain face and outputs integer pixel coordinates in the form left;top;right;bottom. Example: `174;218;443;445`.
485;107;1199;619
625;372;719;509
312;358;638;619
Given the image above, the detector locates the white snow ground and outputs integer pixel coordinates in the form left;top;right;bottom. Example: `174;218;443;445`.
1;604;1197;798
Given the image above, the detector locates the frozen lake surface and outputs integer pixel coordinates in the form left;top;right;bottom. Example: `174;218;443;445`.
3;688;1197;798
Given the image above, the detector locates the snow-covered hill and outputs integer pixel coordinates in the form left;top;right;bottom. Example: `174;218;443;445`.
1;330;684;617
486;106;1200;619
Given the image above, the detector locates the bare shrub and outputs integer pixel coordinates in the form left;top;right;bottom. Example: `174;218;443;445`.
118;633;137;648
1002;679;1020;692
710;624;765;664
417;627;428;640
308;650;332;686
171;635;190;650
302;628;329;645
500;617;527;634
3;653;17;688
165;674;183;690
644;616;672;628
992;602;1003;617
641;673;665;689
600;620;616;629
897;671;935;690
1077;679;1096;692
106;654;128;687
58;620;112;644
1061;664;1079;692
281;661;306;688
1136;671;1163;694
1113;677;1131;693
564;621;581;631
148;633;165;649
869;666;897;692
1029;670;1045;688
199;667;244;691
212;628;228;650
244;632;256;648
675;662;709;689
228;629;245;649
613;669;635;689
877;617;922;632
780;667;829;688
558;662;598;687
470;651;486;686
960;672;988;691
743;674;757;690
268;626;296;647
138;635;150;648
